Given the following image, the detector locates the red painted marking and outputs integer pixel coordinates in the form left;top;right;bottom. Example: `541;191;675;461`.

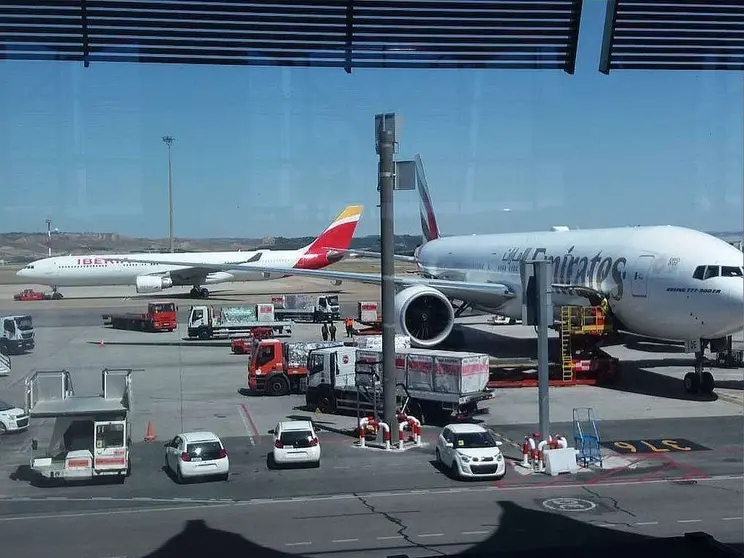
67;459;90;468
240;403;261;443
94;457;127;465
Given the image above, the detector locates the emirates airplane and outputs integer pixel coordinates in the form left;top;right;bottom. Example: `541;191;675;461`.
110;156;743;395
16;205;363;299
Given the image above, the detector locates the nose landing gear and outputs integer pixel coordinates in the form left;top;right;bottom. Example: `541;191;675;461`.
684;343;715;395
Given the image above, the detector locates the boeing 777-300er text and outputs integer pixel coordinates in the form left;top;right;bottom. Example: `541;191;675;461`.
17;205;364;299
110;156;743;395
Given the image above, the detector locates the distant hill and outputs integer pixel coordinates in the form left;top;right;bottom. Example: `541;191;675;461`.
0;232;424;263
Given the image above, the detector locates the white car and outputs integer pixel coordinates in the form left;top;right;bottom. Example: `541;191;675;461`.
0;399;29;434
164;431;229;483
270;420;321;468
435;423;506;480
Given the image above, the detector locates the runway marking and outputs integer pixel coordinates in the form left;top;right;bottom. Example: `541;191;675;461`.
721;517;743;521
0;474;739;523
238;403;261;445
635;521;659;525
677;519;703;523
377;535;404;540
285;542;312;546
332;538;359;543
418;533;444;538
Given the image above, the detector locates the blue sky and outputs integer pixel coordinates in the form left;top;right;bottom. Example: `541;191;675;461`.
0;1;741;239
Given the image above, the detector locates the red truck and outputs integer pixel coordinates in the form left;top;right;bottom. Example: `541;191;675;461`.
102;302;177;332
247;339;351;396
230;327;274;355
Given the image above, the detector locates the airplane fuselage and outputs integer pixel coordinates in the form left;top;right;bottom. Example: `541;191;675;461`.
417;225;743;343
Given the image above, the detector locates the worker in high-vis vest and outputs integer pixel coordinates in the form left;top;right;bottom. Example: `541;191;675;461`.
344;318;354;338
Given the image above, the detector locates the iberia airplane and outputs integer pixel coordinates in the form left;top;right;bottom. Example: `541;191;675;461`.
17;205;364;299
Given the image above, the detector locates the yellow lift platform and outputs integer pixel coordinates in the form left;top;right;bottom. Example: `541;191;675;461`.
560;305;613;382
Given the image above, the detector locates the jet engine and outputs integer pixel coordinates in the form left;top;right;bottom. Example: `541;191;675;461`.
395;284;455;348
135;275;173;293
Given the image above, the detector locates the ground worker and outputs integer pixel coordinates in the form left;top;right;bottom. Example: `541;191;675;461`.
345;317;354;338
600;297;609;317
321;323;329;341
329;322;337;341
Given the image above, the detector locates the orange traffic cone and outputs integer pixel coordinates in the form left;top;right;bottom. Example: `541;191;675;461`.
98;339;105;347
144;421;156;442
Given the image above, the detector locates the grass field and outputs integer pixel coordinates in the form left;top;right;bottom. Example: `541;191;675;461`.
0;258;415;286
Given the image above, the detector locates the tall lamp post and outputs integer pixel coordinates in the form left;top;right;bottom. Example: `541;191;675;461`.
162;135;175;253
45;219;52;257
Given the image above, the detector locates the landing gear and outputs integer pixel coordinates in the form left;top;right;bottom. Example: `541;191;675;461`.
189;287;209;299
684;343;715;395
51;287;63;300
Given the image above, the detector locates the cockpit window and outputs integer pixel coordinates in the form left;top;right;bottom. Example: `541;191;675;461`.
692;266;705;280
721;266;743;278
703;266;720;280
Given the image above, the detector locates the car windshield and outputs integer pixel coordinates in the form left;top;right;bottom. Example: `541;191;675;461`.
187;441;223;460
280;430;314;448
0;400;13;412
454;431;497;449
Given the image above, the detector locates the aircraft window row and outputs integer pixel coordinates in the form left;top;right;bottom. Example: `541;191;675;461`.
693;265;744;280
57;263;148;268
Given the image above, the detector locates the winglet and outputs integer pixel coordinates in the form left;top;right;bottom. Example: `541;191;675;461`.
295;205;364;269
415;155;440;242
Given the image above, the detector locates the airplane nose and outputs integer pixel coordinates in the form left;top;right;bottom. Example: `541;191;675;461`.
723;282;744;336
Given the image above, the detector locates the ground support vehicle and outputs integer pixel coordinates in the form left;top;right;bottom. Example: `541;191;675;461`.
353;301;382;335
0;315;35;355
0;397;29;434
102;302;177;332
187;305;293;340
304;346;493;424
0;352;9;377
230;327;274;355
269;420;321;468
271;294;340;323
13;289;52;301
163;431;229;483
248;339;351;396
26;368;133;483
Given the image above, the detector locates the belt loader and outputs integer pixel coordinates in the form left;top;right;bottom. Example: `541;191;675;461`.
26;368;133;483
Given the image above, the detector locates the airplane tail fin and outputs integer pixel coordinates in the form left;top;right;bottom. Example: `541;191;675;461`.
301;205;364;257
415;154;440;243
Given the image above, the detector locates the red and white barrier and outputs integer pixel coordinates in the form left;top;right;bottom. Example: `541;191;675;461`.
380;422;391;450
398;423;406;449
537;440;549;472
358;417;375;448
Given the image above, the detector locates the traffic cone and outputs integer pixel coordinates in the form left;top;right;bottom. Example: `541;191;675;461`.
144;421;156;442
98;339;105;347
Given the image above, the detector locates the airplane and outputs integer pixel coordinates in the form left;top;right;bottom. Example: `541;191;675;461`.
16;205;364;299
109;155;744;396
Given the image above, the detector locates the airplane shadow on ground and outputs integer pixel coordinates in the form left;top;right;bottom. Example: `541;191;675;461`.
136;501;743;558
458;327;741;402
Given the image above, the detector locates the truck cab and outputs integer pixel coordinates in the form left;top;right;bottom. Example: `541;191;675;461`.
0;315;35;355
317;295;340;319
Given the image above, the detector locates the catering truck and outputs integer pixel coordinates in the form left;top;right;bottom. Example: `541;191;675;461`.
304;346;493;424
187;304;293;340
0;314;35;355
270;294;340;323
26;368;133;483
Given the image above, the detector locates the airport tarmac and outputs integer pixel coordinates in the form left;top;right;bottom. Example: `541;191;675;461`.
0;283;741;557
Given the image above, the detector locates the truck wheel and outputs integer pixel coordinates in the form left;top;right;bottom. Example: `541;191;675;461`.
0;344;8;357
198;330;210;340
318;395;334;414
267;376;289;396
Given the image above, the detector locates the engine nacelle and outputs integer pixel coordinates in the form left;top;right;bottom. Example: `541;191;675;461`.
330;279;343;287
395;284;455;348
135;275;173;294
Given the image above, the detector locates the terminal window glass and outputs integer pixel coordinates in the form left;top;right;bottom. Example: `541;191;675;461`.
96;423;125;448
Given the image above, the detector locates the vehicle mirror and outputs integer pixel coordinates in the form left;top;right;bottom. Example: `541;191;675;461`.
31;439;38;451
267;429;274;435
495;441;503;447
445;442;453;449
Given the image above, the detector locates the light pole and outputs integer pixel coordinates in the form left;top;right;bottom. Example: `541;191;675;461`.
162;135;175;253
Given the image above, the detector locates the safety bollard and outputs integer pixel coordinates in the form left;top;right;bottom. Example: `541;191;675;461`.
522;437;531;467
398;423;405;449
358;417;369;448
537;440;548;472
379;422;391;450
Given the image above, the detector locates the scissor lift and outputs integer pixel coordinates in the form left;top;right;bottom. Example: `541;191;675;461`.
560;306;614;383
573;407;603;468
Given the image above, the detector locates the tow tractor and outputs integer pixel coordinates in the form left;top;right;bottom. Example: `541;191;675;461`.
26;368;133;483
13;289;52;301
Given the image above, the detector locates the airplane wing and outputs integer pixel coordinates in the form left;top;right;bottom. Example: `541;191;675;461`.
138;254;264;284
114;256;515;303
327;247;418;263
